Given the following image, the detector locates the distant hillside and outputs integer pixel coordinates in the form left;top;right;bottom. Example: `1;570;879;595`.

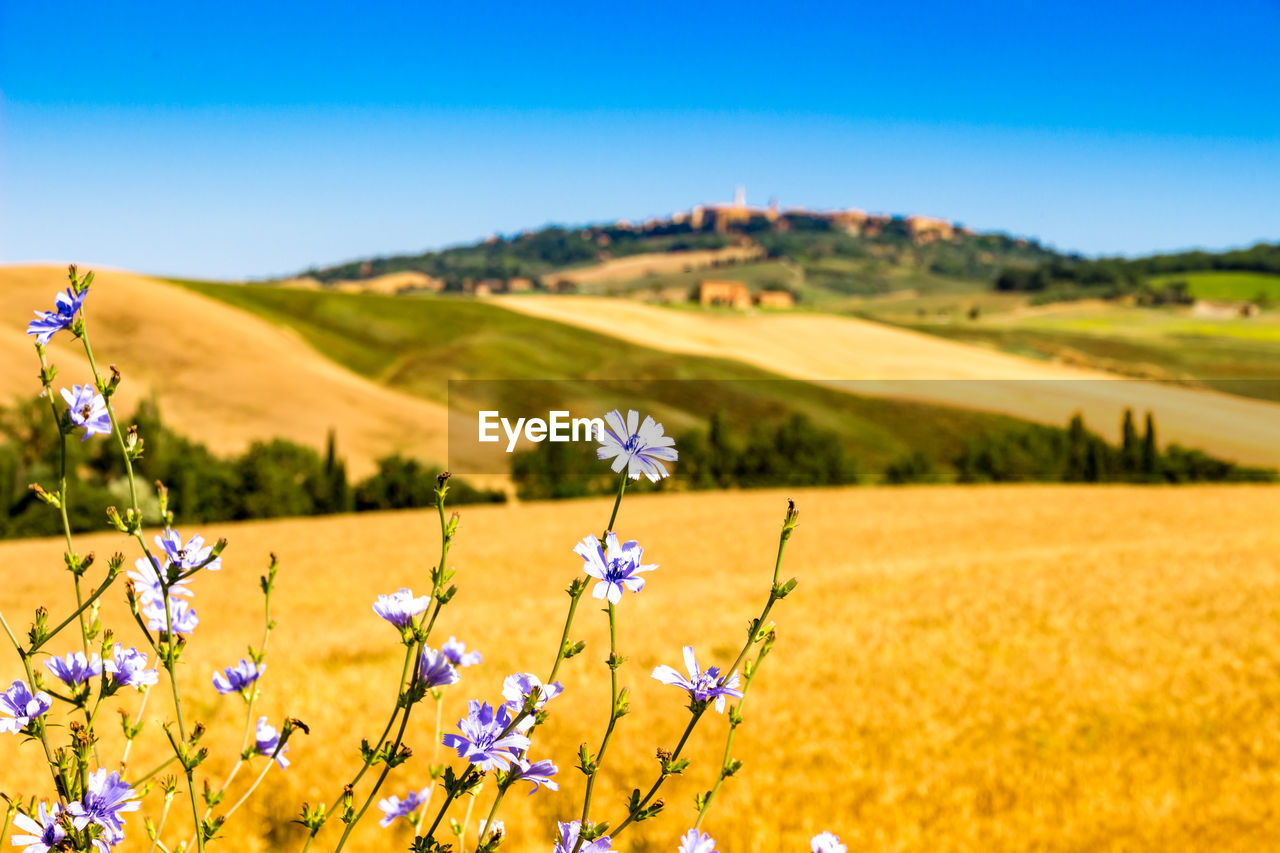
300;199;1062;301
995;241;1280;302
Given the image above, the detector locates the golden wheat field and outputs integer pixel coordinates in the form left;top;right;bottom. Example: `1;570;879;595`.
3;485;1280;851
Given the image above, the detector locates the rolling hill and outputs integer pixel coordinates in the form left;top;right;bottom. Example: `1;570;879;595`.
495;295;1280;468
0;265;449;477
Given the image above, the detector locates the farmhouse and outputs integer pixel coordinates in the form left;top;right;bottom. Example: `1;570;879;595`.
697;279;753;309
755;289;796;309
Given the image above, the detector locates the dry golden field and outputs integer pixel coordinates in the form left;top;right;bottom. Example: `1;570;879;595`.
497;295;1280;468
550;246;766;287
3;485;1280;851
0;265;449;476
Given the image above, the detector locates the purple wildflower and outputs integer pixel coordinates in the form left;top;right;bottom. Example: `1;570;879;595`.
26;287;86;344
574;532;657;605
554;821;615;853
104;645;158;691
212;659;264;695
128;556;193;608
60;385;111;442
501;672;563;723
441;635;482;667
441;700;531;772
11;802;65;853
651;646;744;713
678;830;718;853
377;788;429;827
511;757;559;794
255;717;290;768
45;651;103;687
597;409;677;481
0;680;52;733
372;588;429;628
67;769;139;847
810;832;847;853
144;598;198;635
417;647;459;689
155;528;221;573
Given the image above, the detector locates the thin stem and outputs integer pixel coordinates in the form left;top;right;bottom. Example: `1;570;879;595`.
472;782;507;853
146;794;175;853
333;643;423;853
130;755;180;788
29;571;120;653
606;472;627;532
694;643;771;830
571;602;622;853
120;683;153;767
218;759;276;824
610;504;796;839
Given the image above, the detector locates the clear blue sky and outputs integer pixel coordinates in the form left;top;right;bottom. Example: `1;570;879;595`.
2;0;1278;279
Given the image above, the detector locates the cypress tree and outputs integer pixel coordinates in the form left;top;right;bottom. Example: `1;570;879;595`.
1142;411;1160;481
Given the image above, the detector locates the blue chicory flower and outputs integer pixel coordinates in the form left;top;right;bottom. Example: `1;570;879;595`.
104;645;158;691
810;831;846;853
128;556;193;608
144;598;198;635
255;717;290;768
441;700;531;772
45;651;103;687
573;532;657;605
678;830;718;853
597;409;677;481
26;287;86;344
417;647;460;689
0;680;52;733
213;659;264;695
651;646;744;713
67;769;139;848
554;821;615;853
511;757;558;794
60;385;111;442
155;529;221;573
372;588;430;628
377;788;429;827
441;635;482;667
11;801;65;853
501;672;563;722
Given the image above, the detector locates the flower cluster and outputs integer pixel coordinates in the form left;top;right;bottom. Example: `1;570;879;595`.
127;527;219;638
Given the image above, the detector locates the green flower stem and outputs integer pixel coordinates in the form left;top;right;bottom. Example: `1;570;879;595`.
146;791;176;853
129;754;181;788
471;778;511;853
333;642;424;853
28;570;120;654
202;567;277;823
694;641;771;830
570;602;623;853
0;801;12;848
607;472;628;532
610;503;796;840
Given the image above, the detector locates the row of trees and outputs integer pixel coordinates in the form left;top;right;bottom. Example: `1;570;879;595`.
512;408;1276;498
994;242;1280;298
0;398;503;540
890;410;1276;484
